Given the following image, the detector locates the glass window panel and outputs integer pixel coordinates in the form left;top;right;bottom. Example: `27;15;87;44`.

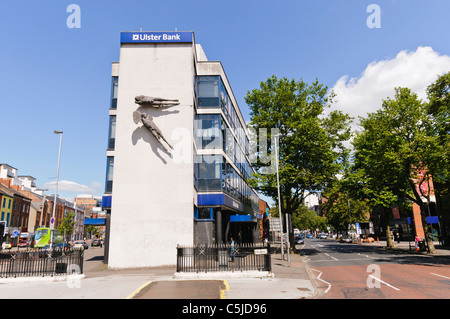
198;77;219;97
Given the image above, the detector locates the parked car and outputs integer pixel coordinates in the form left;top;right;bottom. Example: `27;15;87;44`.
54;242;72;251
340;236;352;243
319;233;328;239
294;235;305;245
92;239;102;247
73;240;88;250
2;241;12;250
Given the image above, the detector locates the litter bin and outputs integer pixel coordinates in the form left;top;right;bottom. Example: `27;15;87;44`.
55;262;67;274
218;249;228;270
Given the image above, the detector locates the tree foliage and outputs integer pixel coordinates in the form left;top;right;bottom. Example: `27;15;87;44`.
245;75;352;243
352;86;441;252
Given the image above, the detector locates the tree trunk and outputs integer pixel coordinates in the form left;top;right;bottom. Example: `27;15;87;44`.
386;225;395;249
420;207;436;254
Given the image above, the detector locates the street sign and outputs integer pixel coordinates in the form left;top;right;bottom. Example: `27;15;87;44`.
254;249;268;255
356;223;361;235
50;217;55;230
269;219;281;232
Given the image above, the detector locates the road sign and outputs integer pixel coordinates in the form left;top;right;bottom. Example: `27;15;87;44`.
50;217;55;230
269;219;281;232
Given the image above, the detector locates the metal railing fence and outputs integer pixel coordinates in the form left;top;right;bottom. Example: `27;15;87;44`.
176;243;271;273
0;248;84;278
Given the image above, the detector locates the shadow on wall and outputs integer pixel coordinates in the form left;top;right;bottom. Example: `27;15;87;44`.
131;100;181;164
132;125;173;164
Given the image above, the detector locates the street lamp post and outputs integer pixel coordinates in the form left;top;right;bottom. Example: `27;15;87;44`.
50;130;63;251
274;134;290;266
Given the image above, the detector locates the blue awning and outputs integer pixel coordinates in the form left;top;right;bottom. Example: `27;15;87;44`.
84;218;106;226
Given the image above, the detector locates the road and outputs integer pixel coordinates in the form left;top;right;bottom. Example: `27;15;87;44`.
300;238;450;299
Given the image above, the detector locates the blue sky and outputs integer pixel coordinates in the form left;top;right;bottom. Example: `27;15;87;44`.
0;0;449;202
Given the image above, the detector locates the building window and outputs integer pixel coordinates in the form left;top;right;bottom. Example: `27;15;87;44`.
197;76;220;107
105;156;114;193
197;155;222;191
194;114;221;149
110;76;118;109
194;207;214;220
108;115;116;150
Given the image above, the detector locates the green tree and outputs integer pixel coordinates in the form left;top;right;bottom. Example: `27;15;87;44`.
245;75;352;245
85;225;101;238
292;205;327;232
425;72;450;245
353;87;437;253
321;178;370;234
57;212;76;242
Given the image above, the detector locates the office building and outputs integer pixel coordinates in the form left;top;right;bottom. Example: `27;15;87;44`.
103;31;260;268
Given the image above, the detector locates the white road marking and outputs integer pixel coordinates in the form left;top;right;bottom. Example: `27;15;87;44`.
430;273;450;280
368;275;400;291
324;253;339;261
311;268;331;293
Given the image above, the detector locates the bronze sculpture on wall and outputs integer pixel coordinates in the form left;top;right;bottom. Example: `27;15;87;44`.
133;95;177;152
134;95;179;108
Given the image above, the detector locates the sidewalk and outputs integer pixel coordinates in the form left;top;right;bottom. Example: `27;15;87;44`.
223;252;317;299
357;239;450;256
0;247;318;299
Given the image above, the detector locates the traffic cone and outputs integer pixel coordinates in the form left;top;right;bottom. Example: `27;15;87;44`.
377;237;379;243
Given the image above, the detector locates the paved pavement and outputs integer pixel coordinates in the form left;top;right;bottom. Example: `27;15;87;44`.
0;240;448;299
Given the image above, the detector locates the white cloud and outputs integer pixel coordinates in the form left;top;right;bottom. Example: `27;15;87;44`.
43;180;102;195
330;46;450;130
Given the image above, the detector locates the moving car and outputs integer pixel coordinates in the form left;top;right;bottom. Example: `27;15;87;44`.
319;233;328;239
294;235;305;245
306;234;314;239
340;236;352;243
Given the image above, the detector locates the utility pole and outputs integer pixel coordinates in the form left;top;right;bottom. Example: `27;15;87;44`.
50;131;63;251
274;135;289;266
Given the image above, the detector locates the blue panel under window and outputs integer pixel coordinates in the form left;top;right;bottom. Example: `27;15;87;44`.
230;214;251;222
198;194;224;206
198;97;220;107
102;195;112;209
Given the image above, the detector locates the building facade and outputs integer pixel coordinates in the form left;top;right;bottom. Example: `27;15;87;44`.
103;31;259;269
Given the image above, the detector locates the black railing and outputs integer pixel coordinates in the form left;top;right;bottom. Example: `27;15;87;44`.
176;243;271;273
0;248;84;278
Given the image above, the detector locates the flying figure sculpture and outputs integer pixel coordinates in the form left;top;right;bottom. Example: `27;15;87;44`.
134;95;179;108
133;110;173;152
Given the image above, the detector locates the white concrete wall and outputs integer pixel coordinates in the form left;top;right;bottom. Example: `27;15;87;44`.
108;43;195;268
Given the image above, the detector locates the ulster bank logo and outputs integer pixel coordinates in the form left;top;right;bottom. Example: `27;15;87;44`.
131;33;182;41
121;32;192;44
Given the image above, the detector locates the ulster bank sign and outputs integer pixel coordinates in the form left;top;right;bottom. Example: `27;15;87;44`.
121;31;193;43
